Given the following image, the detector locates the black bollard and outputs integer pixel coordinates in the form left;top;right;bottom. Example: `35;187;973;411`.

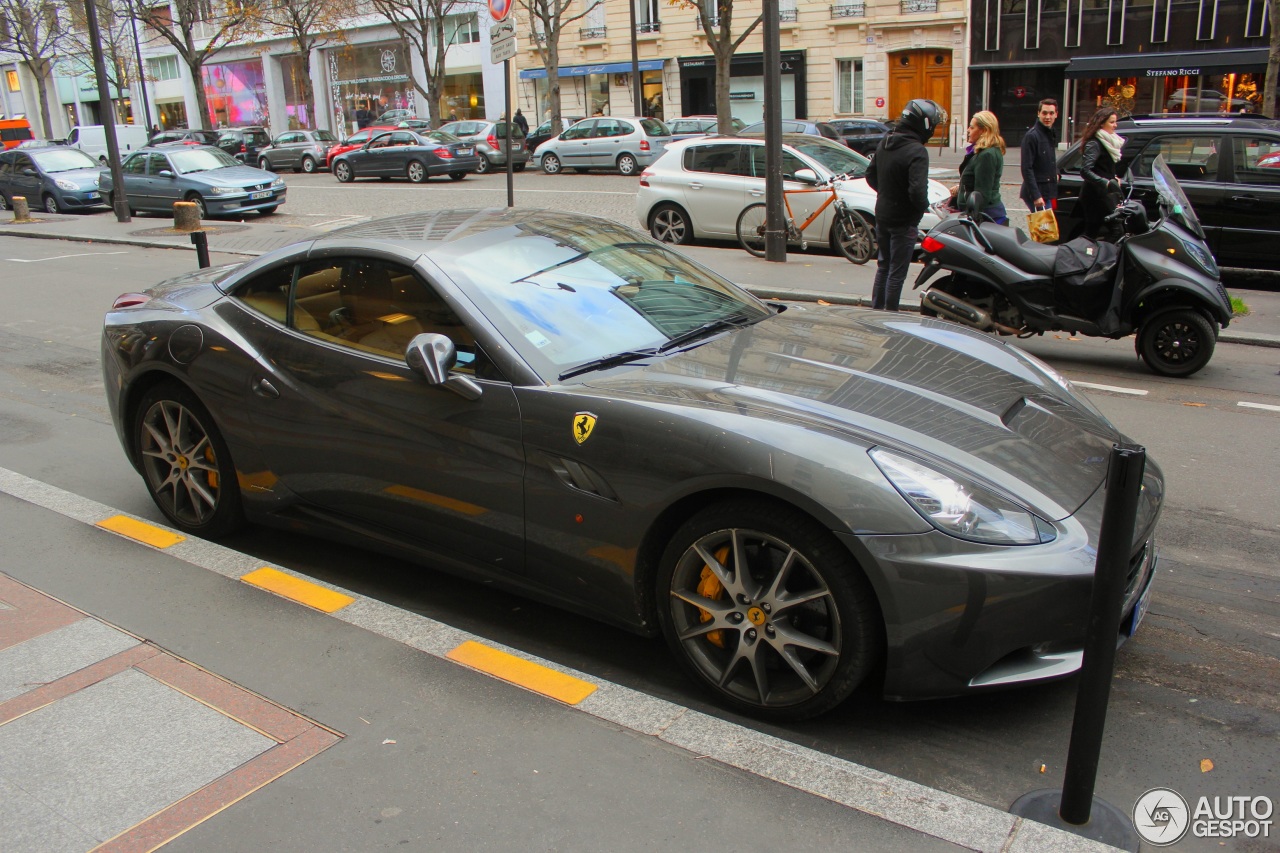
191;231;210;269
1010;442;1146;850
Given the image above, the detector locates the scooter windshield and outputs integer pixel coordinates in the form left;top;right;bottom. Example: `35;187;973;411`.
1151;154;1205;240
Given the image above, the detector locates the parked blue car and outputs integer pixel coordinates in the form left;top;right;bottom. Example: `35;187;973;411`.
98;145;286;219
0;146;105;213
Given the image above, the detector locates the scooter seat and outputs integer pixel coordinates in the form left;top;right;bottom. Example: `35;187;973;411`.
979;223;1059;277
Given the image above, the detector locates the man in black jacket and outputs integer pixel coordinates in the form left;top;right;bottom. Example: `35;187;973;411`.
1019;98;1059;210
866;98;943;311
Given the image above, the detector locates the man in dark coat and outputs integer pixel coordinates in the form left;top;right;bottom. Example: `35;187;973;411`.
865;98;942;311
513;109;529;135
1019;98;1059;210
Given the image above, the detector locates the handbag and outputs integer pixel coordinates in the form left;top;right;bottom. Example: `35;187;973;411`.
1027;204;1059;244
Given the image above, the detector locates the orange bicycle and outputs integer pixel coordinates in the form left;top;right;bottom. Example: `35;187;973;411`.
736;174;875;264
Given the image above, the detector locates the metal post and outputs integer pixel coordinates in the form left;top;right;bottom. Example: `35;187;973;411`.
628;0;642;115
191;231;210;268
504;58;514;208
761;0;785;262
84;0;130;223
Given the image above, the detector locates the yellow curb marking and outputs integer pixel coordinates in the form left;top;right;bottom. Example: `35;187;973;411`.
446;640;597;705
240;567;355;613
96;515;185;549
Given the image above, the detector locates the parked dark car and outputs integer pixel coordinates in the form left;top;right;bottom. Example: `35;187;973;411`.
149;129;221;147
216;126;272;163
326;126;397;167
331;129;480;183
829;119;894;155
0;145;105;213
1056;114;1280;270
526;116;583;154
102;207;1163;721
738;120;842;143
98;145;285;219
258;129;338;173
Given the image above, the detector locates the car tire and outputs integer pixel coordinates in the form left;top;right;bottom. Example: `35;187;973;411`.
184;193;207;219
43;194;61;214
616;153;639;176
449;172;466;181
259;205;278;215
132;381;245;539
0;194;8;211
513;163;526;172
656;500;881;721
541;153;562;175
832;208;875;265
334;161;354;183
258;157;270;169
407;160;427;183
736;203;770;257
475;156;492;174
301;156;317;173
649;203;693;245
1137;308;1217;377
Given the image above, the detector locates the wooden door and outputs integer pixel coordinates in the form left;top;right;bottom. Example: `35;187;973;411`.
888;50;952;139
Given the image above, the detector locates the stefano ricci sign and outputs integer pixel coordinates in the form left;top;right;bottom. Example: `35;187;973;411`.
1147;68;1201;77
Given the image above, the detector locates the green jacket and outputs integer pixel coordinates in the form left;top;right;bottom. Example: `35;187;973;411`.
958;145;1004;211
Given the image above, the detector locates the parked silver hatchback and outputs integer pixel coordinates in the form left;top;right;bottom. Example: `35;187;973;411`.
435;120;528;174
536;116;672;176
258;129;339;174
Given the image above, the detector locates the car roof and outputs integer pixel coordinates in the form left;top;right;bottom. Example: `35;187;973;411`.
316;208;610;254
1119;114;1279;130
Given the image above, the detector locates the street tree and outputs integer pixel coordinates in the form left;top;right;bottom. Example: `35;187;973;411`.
673;0;763;134
133;0;260;129
517;0;602;136
61;0;143;125
1265;0;1278;117
257;0;348;130
368;0;471;129
0;0;63;138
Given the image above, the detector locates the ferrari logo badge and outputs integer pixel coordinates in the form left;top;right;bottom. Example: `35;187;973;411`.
573;412;597;445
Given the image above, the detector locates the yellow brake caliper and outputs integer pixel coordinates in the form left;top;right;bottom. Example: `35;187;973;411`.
204;447;218;489
696;545;732;648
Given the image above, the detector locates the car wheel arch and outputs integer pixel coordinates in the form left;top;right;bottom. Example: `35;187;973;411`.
119;368;201;470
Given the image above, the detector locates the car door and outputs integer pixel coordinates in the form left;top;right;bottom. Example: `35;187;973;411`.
681;142;748;237
149;152;184;211
361;132;397;175
114;151;151;208
588;119;625;166
229;254;526;571
1126;133;1226;258
387;131;419;175
558;120;596;168
744;145;827;230
275;132;302;169
7;152;40;206
1215;133;1280;270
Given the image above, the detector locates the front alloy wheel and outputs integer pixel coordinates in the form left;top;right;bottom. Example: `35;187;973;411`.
185;194;207;219
658;501;880;720
541;153;562;175
334;161;353;183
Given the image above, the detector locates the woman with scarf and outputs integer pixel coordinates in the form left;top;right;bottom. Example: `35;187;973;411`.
954;111;1007;225
1079;108;1125;239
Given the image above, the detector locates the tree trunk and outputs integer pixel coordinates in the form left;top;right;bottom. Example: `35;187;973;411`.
547;42;562;132
1267;0;1279;117
30;60;54;139
299;49;316;129
714;44;733;133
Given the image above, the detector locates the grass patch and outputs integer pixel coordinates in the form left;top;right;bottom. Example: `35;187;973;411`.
1230;296;1249;316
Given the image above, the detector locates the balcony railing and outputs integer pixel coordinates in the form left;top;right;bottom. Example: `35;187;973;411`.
580;25;606;39
779;8;798;21
901;0;937;10
830;3;866;17
635;20;661;34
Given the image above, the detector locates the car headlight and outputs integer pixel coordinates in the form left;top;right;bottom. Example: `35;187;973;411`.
1181;239;1218;276
208;186;240;195
55;178;78;191
870;448;1056;545
270;176;285;188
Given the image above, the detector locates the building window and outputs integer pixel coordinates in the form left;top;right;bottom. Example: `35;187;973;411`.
1106;0;1125;44
1025;0;1041;48
6;70;19;92
1064;0;1082;46
147;55;181;82
635;0;660;31
984;0;1001;50
1196;0;1217;39
837;59;863;114
1150;0;1170;40
1244;0;1268;37
444;13;480;45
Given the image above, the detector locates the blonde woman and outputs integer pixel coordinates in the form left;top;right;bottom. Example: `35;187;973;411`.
956;111;1008;225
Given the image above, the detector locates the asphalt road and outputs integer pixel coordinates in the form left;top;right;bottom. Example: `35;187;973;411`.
1;233;1276;851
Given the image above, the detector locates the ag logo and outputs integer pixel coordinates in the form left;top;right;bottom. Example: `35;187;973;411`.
1134;787;1191;846
380;50;397;73
573;412;597;445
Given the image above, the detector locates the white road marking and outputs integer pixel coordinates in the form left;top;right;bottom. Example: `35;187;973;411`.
1072;380;1149;396
6;251;129;263
1238;401;1280;412
288;184;638;196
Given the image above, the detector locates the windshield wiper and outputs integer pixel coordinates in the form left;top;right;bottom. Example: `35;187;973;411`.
558;348;661;381
657;313;758;353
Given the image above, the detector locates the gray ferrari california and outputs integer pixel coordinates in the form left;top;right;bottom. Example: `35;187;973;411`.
102;208;1162;720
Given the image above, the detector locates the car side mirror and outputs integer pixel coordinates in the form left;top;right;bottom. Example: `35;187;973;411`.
406;333;482;401
793;168;819;184
22;168;36;176
159;170;175;178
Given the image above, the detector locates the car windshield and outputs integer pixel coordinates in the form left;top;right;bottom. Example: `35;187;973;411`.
792;138;870;177
425;131;461;144
169;148;240;173
640;118;671;136
313;130;338;142
1150;154;1204;239
435;218;770;380
31;149;98;171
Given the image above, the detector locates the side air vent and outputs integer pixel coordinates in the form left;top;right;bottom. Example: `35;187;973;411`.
544;454;619;502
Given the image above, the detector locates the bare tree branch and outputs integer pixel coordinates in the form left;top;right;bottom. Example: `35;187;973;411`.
0;0;64;137
517;0;601;136
368;0;470;129
257;0;349;130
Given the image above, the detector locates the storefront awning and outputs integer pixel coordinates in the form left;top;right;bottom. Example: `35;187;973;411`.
1064;48;1270;79
519;59;664;80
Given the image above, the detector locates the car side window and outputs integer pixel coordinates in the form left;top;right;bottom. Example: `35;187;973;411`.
288;258;489;374
595;119;622;137
13;154;33;172
562;121;594;140
147;153;170;175
1232;136;1280;186
0;155;11;177
746;146;807;180
369;133;393;148
390;132;416;146
685;143;741;175
230;263;294;323
122;154;147;175
1132;136;1219;181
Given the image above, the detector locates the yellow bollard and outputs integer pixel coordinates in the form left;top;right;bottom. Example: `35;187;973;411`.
173;201;201;232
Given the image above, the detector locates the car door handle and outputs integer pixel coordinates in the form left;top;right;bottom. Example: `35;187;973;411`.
251;377;280;399
1229;195;1258;205
689;182;703;190
749;189;764;197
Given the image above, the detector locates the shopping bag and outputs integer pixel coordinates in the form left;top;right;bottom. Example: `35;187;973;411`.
1027;205;1059;244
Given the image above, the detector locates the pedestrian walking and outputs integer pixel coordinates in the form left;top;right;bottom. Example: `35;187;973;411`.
955;110;1007;225
1020;98;1059;210
865;98;945;311
1078;108;1124;239
513;109;529;135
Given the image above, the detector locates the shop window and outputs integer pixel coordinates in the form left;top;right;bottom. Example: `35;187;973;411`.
1232;138;1280;186
837;59;863;114
6;70;19;93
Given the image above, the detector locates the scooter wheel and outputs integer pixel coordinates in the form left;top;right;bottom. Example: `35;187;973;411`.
1137;308;1216;378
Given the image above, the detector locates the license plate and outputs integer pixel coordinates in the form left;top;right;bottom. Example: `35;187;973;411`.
85;192;99;199
1128;568;1154;637
457;147;472;155
250;190;271;200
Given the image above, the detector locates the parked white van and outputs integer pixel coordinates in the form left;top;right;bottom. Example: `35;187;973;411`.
66;125;151;162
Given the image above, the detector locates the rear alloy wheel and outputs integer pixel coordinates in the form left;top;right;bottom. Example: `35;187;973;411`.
513;163;526;172
133;382;244;538
258;157;270;169
650;203;693;245
43;194;61;214
616;153;639;176
185;193;207;219
1138;308;1216;377
449;172;466;181
475;156;492;174
657;501;880;721
541;153;562;175
0;194;8;211
334;161;354;183
406;160;427;183
301;156;317;173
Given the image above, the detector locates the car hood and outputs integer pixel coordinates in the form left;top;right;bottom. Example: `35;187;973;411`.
196;165;276;186
581;308;1120;519
50;167;101;188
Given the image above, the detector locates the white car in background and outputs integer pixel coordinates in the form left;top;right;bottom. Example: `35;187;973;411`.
636;134;950;247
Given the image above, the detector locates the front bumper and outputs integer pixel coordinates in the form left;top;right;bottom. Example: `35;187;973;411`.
58;190;106;209
209;189;286;215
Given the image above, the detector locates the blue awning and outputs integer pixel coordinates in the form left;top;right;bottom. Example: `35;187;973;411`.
519;59;664;80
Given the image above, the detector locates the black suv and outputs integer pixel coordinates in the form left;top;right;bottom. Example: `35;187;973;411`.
829;119;893;155
1056;115;1280;271
149;129;221;147
216;126;272;163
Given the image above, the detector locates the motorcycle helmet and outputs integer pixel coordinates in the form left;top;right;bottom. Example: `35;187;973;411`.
898;99;948;142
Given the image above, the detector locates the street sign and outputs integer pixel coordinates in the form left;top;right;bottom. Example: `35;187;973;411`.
489;0;511;22
490;20;517;63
